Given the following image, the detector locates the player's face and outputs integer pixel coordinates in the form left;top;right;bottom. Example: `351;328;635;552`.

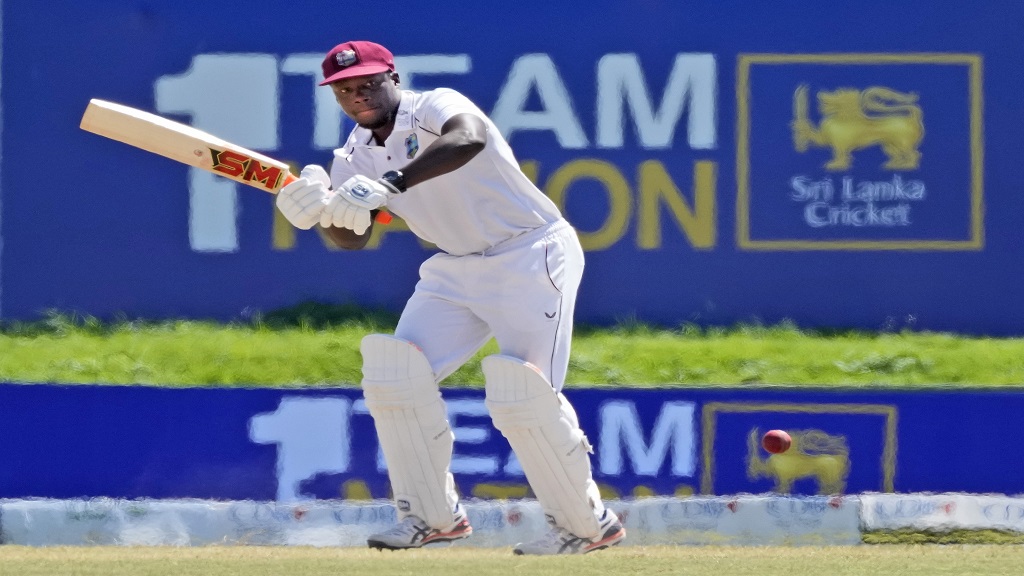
330;72;401;130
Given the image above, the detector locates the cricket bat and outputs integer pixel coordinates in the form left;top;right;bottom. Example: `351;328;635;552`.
80;98;391;224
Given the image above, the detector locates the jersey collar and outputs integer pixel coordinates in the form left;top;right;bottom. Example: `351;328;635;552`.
393;90;415;132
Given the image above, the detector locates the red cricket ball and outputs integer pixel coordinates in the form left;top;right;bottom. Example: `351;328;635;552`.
762;429;792;454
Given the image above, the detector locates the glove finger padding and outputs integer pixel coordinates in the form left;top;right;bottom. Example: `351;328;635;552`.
342;204;372;234
338;204;357;229
337;202;362;231
300;164;332;189
276;177;328;230
350;208;371;234
320;194;340;229
333;203;363;234
297;186;328;208
321;193;371;234
278;176;310;200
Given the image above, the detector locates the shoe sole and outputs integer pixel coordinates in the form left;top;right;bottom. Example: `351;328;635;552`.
368;525;473;551
512;526;626;555
584;526;626;554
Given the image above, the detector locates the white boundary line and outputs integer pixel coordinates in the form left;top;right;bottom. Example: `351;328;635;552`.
0;496;864;546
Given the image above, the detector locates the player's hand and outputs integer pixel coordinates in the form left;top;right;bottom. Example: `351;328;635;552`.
299;164;332;189
337;174;394;210
320;194;372;234
276;176;329;230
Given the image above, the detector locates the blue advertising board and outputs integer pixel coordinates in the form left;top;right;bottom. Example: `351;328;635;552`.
1;383;1021;501
2;0;1023;334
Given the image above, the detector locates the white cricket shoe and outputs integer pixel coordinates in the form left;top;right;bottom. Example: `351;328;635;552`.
513;510;626;555
367;506;473;550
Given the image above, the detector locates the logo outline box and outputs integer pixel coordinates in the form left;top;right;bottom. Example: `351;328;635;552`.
735;53;984;251
700;401;898;495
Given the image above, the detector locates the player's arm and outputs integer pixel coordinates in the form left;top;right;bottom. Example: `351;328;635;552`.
319;148;378;250
398;113;488;188
324;110;488;240
321;212;378;250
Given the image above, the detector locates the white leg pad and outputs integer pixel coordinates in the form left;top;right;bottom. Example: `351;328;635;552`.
361;334;458;529
482;355;605;539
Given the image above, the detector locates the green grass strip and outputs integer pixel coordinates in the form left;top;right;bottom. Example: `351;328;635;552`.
3;305;1024;388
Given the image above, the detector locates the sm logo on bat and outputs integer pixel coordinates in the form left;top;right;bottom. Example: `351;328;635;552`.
209;148;286;191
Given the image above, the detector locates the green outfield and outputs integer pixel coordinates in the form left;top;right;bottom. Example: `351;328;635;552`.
2;306;1024;387
0;545;1022;576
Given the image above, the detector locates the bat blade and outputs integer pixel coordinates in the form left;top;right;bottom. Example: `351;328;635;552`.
80;98;392;224
80;98;293;193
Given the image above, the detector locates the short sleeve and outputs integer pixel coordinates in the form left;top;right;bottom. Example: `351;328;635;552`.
417;88;488;134
329;148;358;187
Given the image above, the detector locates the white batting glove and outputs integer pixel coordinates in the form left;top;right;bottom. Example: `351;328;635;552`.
320;194;372;234
337;174;395;210
276;176;329;230
299;164;332;189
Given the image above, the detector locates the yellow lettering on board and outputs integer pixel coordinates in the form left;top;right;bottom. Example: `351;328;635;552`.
597;483;621;500
520;160;539;185
632;485;656;498
274;158;719;252
638;160;717;249
273;208;297;250
334;478;698;501
342;479;373;500
471;483;531;500
546;159;631;251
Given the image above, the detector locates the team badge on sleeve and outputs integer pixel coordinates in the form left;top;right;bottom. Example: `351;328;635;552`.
405;134;419;159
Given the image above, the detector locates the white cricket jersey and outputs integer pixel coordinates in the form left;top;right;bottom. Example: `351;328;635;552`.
329;89;563;256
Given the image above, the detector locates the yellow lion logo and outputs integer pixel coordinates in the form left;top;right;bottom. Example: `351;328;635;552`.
792;85;924;171
748;428;850;495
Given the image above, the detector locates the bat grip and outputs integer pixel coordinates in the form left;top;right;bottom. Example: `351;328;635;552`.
280;174;393;225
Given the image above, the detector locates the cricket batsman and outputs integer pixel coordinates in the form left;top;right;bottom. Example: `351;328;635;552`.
275;40;625;555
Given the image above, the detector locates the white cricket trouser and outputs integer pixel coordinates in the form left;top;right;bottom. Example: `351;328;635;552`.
395;219;584;390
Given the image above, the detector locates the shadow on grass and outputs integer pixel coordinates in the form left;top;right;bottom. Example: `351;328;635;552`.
0;302;401;336
574;315;880;339
863;528;1024;545
4;306;943;341
258;302;399;331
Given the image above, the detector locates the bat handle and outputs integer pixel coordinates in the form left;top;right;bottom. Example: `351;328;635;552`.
279;174;393;225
